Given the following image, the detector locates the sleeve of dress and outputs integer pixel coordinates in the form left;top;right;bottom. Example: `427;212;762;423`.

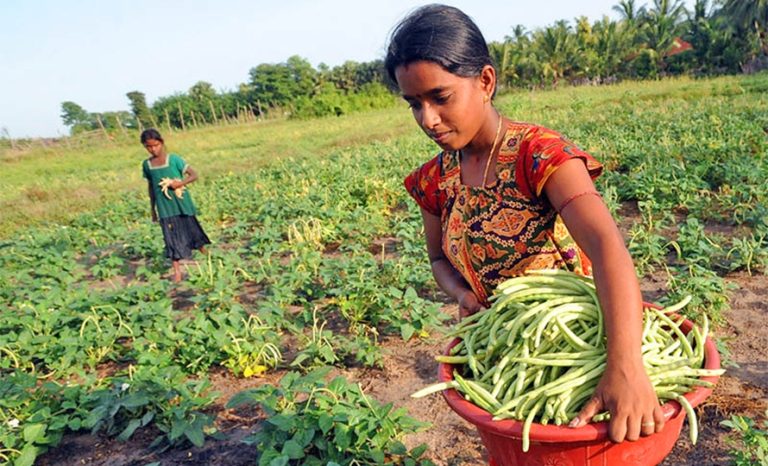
142;160;150;180
403;157;441;217
172;154;189;176
519;126;603;198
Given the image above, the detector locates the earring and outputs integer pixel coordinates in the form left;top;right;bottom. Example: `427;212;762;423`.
483;95;489;103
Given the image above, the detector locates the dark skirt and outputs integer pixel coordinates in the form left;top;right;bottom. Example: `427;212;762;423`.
159;215;211;260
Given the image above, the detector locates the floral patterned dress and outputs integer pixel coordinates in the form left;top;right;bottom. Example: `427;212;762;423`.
404;121;603;305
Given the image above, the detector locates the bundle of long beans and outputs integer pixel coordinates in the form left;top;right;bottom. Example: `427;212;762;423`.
412;269;724;452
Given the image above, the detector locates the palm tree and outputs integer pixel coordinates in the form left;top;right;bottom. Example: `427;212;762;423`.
489;41;515;90
491;25;538;89
612;0;646;24
690;0;710;21
592;16;636;80
720;0;768;54
639;0;689;73
506;24;529;44
650;0;687;19
572;16;599;81
534;20;577;86
611;0;647;65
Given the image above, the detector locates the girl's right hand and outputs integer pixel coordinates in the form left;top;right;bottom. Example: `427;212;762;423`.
151;212;158;223
458;290;483;319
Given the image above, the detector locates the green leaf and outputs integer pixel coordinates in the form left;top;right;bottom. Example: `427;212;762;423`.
282;439;305;459
142;411;155;425
301;367;332;386
22;423;46;443
389;440;407;455
257;447;281;466
290;353;309;367
268;455;290;466
334;425;351;450
279;371;301;390
14;444;39;466
170;420;189;441
117;419;142;442
318;413;334;434
185;426;205;447
120;392;150;409
377;403;394;419
268;414;296;432
226;389;259;409
410;442;429;458
388;286;404;299
67;418;82;431
401;323;415;341
294;428;316;448
370;449;385;463
319;346;336;362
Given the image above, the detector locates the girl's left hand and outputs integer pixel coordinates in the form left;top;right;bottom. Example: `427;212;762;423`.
458;290;483;319
569;361;664;442
169;180;185;189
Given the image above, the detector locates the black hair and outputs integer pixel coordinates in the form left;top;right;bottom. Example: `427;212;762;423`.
384;4;494;84
140;128;164;144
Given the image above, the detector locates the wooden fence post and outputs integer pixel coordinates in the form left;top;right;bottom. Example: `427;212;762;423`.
177;102;186;131
209;100;219;125
95;114;111;142
114;114;129;138
164;108;172;132
219;104;231;123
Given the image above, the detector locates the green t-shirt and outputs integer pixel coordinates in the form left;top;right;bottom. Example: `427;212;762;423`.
142;154;197;219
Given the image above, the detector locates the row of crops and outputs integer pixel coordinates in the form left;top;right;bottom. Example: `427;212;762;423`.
1;73;767;465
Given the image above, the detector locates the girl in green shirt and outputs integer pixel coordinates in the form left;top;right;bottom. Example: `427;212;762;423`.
141;129;210;282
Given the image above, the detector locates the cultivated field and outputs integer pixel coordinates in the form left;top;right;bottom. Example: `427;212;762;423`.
1;74;767;466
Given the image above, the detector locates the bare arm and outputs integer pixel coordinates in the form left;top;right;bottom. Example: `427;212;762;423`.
543;158;663;442
421;208;484;318
169;166;199;189
147;180;158;221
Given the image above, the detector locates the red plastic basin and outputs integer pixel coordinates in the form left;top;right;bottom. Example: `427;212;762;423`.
438;315;721;466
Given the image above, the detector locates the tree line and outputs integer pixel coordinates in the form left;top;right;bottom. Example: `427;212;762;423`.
60;0;767;135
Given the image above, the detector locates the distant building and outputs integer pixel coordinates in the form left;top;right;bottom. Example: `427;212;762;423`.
664;37;693;57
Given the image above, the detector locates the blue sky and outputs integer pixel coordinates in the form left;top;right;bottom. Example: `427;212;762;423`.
0;0;693;138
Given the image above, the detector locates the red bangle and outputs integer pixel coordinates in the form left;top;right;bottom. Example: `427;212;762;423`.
557;191;601;213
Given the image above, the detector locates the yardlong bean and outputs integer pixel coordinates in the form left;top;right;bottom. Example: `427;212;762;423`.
411;270;725;452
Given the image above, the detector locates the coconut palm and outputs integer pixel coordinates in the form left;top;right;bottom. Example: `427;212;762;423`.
679;0;740;73
489;41;515;90
612;0;646;24
534;20;577;87
720;0;768;30
592;16;637;80
491;25;540;89
719;0;768;54
572;16;598;81
638;0;689;73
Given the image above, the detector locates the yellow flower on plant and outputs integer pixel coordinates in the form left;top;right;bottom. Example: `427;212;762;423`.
243;364;267;378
